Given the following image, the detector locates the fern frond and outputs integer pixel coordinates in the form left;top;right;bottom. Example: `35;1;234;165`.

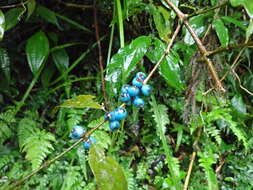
0;110;15;145
21;130;55;170
61;166;82;190
206;125;222;145
198;150;219;190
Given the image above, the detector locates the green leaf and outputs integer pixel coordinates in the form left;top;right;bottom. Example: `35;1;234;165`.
221;16;247;31
89;146;128;190
26;0;36;20
4;8;24;31
246;19;253;41
184;14;208;45
36;5;61;29
146;38;184;91
52;49;69;73
213;18;229;46
0;9;5;40
230;0;253;18
231;95;247;114
0;48;10;82
60;95;103;109
92;130;111;149
105;36;152;96
152;6;171;42
26;31;49;75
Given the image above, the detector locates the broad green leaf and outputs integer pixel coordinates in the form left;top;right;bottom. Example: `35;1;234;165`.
230;0;253;18
0;48;10;82
152;6;171;42
60;95;103;109
0;9;5;40
26;0;36;20
52;49;69;73
246;19;253;41
105;36;152;96
184;14;208;45
26;31;49;75
221;16;246;31
36;5;61;29
89;146;128;190
146;38;184;91
213;19;229;46
4;8;24;31
231;95;247;114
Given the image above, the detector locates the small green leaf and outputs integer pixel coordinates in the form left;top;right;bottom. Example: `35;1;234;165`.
146;38;184;91
230;0;253;18
92;130;111;149
26;31;49;75
231;95;247;114
221;16;246;31
60;95;103;109
105;36;152;96
26;0;36;20
213;18;229;46
4;8;24;31
184;14;208;45
0;9;5;40
89;146;128;190
246;19;253;41
52;49;69;73
36;5;61;29
0;48;10;83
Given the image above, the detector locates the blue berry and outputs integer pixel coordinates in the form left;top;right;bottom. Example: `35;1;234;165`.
136;72;146;80
119;93;131;102
104;111;116;121
83;136;96;150
141;84;152;96
133;96;145;107
127;86;140;97
114;108;128;120
121;85;131;94
109;120;120;131
132;77;143;88
70;125;85;139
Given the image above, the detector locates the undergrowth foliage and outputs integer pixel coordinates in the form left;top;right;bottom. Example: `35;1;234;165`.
0;0;253;190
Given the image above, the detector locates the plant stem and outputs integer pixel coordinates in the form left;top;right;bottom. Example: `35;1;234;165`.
116;0;124;48
165;0;225;93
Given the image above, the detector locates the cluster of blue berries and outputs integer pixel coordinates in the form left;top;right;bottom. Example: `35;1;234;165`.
119;72;152;107
70;125;96;150
105;72;152;131
69;72;152;150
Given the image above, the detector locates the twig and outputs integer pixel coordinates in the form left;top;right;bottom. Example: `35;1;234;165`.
165;0;225;93
143;22;182;84
93;1;108;109
183;152;196;190
188;1;228;17
61;2;93;9
7;120;106;190
0;0;29;8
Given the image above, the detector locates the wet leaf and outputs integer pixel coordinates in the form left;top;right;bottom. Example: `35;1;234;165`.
4;8;24;31
231;95;247;115
0;9;5;40
213;18;229;46
89;146;128;190
146;38;184;91
26;31;49;75
105;36;151;96
60;95;103;109
52;49;69;73
184;14;208;45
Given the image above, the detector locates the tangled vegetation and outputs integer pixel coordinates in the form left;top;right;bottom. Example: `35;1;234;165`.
0;0;253;189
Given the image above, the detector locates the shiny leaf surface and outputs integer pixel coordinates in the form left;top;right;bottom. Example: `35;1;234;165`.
60;95;103;109
89;146;128;190
146;38;184;91
105;36;151;96
0;9;4;40
26;31;49;75
213;18;229;46
52;49;69;73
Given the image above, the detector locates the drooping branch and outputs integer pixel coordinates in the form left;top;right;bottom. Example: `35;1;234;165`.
165;0;226;93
